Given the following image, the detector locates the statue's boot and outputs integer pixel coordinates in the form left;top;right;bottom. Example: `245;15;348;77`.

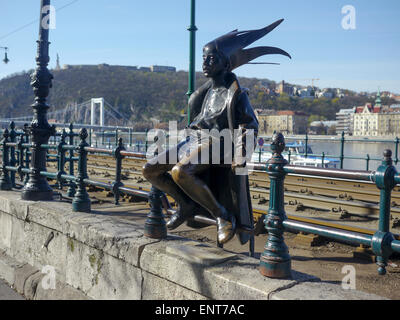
217;208;236;244
166;202;196;230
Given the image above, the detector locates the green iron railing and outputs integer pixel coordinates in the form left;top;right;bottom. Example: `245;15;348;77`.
255;132;400;278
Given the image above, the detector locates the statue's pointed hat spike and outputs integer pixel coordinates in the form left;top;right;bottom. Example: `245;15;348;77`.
206;19;291;71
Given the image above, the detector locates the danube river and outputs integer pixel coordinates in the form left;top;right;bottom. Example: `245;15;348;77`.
283;135;400;171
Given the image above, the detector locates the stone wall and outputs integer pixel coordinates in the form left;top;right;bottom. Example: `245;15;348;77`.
0;191;384;300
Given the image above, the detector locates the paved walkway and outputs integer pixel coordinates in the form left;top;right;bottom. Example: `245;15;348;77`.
0;278;24;300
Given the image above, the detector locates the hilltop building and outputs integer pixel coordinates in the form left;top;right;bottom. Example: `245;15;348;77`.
276;80;294;96
296;86;315;99
55;54;61;70
150;65;176;73
257;110;308;135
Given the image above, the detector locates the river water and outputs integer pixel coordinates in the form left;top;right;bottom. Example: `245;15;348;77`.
283;136;399;171
91;131;400;172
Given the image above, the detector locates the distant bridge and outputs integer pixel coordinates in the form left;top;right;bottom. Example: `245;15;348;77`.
0;98;132;128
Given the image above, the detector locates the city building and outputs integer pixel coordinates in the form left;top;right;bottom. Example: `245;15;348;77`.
257;110;308;135
276;80;294;96
336;107;355;135
353;91;400;137
296;86;315;99
309;120;337;135
316;88;334;99
139;66;151;72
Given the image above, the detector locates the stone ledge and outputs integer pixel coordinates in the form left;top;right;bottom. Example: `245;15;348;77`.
0;190;388;300
140;238;319;300
270;281;386;300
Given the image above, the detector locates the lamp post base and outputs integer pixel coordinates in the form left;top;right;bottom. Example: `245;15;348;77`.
259;258;291;279
21;177;53;201
21;188;53;201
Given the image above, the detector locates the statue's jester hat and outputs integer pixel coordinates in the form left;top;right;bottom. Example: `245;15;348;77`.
205;19;291;71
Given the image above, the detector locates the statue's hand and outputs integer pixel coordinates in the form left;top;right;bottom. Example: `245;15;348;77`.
231;160;246;172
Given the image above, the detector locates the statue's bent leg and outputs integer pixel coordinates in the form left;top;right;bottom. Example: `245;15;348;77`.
142;143;197;230
171;145;236;244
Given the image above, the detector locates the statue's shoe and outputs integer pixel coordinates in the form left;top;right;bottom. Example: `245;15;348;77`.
166;203;196;230
166;211;186;230
217;215;236;245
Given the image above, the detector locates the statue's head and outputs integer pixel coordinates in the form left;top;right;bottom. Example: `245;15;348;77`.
202;42;230;78
203;19;291;73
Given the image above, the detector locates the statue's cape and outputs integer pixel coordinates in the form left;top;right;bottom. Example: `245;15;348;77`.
187;73;256;245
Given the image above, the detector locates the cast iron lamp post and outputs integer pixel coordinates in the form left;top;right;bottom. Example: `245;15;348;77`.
21;0;55;201
186;0;197;125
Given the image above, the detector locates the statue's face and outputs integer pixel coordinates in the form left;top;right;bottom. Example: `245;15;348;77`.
202;44;227;78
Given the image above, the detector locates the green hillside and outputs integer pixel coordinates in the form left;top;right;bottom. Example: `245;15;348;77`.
0;64;386;130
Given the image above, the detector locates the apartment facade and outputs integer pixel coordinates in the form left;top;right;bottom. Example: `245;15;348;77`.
257;110;308;135
353;103;400;137
336;107;355;135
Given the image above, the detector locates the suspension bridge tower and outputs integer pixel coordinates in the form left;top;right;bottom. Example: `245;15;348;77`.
90;98;104;126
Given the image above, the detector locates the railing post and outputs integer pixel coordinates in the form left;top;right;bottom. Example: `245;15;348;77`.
366;154;370;171
144;136;167;239
129;128;133;147
72;128;91;212
372;150;397;275
304;132;308;159
0;129;12;190
113;137;125;205
101;130;105;146
288;149;291;164
56;129;67;190
145;129;149;153
67;123;76;197
260;132;291;278
395;137;399;165
258;147;262;162
115;129;118;146
88;128;92;147
23;124;30;185
17;134;24;182
9;121;17;188
321;152;325;168
340;131;345;169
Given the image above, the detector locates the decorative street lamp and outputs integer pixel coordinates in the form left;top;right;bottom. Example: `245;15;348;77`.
21;0;55;201
186;0;197;125
0;47;9;64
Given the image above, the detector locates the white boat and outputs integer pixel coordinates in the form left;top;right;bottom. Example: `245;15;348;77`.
251;141;339;168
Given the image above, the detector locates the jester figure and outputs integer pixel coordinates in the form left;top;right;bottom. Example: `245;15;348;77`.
143;19;291;245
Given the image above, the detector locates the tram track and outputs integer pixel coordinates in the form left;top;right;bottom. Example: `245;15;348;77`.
81;154;400;217
42;152;400;235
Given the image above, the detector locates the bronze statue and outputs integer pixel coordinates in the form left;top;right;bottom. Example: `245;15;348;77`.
143;19;290;244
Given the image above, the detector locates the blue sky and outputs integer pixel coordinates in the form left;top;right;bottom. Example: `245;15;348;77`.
0;0;399;93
